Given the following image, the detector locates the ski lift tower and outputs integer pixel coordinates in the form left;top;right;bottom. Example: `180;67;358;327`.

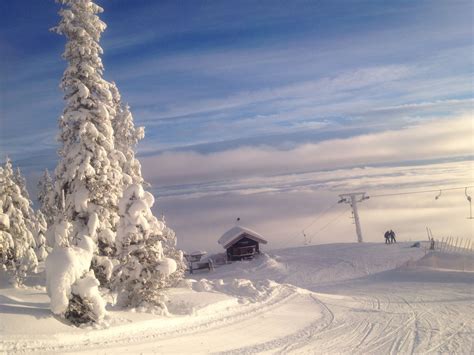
338;192;369;243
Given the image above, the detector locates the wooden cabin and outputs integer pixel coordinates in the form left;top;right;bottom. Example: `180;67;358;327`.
218;226;268;261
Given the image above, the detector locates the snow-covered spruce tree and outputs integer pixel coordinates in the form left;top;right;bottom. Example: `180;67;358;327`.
0;199;14;270
49;0;184;316
0;166;13;269
109;82;145;186
37;169;58;227
13;167;31;201
113;184;185;309
0;159;38;284
32;210;49;261
108;84;185;308
51;0;123;284
12;166;40;246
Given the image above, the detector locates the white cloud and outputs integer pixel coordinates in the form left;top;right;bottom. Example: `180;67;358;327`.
140;113;473;253
158;159;473;253
141;113;473;186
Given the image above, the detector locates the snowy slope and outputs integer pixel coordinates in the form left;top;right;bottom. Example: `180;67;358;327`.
1;242;473;354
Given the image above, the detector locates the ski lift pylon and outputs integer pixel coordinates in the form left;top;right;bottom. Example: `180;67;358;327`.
465;188;473;219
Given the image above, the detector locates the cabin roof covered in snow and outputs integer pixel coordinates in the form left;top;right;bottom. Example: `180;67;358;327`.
218;226;268;249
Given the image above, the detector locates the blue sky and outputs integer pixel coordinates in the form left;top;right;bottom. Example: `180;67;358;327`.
0;0;473;250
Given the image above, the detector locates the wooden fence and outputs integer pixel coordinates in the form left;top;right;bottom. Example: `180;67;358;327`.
435;236;474;255
424;227;473;255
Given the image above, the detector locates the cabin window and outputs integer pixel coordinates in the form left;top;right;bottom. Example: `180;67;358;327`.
233;246;256;256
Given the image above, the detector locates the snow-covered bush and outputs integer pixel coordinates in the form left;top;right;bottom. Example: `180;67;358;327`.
113;184;185;308
46;236;106;325
65;270;106;325
0;160;38;283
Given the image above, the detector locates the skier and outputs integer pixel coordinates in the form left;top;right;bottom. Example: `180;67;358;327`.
390;230;397;244
384;230;390;244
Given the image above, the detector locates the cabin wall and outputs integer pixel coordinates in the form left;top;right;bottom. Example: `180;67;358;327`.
226;235;260;261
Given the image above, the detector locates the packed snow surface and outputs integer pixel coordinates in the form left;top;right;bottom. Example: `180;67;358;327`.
1;242;473;353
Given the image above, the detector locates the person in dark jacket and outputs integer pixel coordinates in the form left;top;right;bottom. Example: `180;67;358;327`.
390;230;397;243
384;230;390;244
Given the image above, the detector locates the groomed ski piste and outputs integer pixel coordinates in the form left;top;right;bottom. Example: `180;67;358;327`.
1;242;473;354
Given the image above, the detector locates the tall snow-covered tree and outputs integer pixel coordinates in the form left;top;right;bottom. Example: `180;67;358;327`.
48;0;184;317
45;0;122;323
51;0;123;263
0;159;38;283
37;169;57;227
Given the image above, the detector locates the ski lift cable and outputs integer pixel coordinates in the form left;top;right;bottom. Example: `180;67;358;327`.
306;208;348;242
367;185;474;199
287;200;340;245
301;201;340;232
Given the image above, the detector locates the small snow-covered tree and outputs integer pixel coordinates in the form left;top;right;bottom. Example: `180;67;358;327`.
107;82;184;308
107;83;184;308
33;210;49;261
109;82;145;186
0;200;14;269
13;166;39;245
113;184;185;308
37;169;57;227
0;159;38;283
13;167;31;201
51;0;124;281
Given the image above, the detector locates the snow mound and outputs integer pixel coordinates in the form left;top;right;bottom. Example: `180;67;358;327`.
157;257;178;277
253;253;288;273
0;212;10;229
191;243;426;291
192;278;281;303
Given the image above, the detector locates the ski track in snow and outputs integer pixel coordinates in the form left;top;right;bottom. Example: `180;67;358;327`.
1;284;297;353
1;243;473;354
